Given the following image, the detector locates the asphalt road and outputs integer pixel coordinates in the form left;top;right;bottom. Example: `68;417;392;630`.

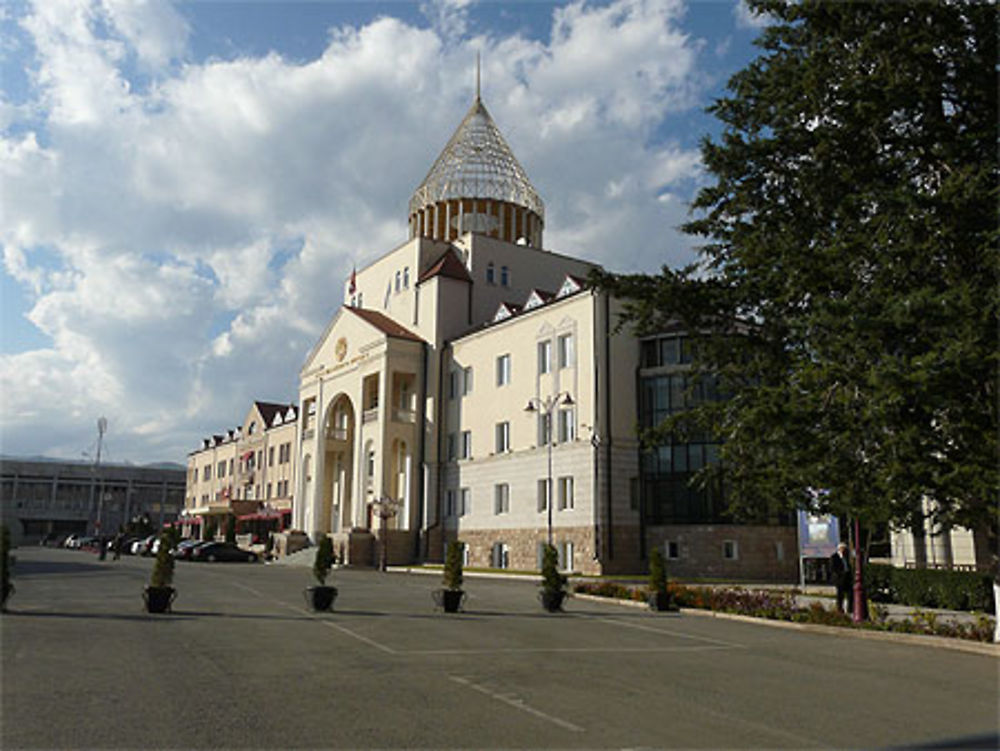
2;547;997;750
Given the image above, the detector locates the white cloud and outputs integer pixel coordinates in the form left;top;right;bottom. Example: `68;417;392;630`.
733;0;772;30
1;0;708;463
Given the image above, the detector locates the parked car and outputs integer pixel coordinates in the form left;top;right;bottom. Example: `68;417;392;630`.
191;542;258;563
172;540;208;560
63;534;82;549
130;535;156;556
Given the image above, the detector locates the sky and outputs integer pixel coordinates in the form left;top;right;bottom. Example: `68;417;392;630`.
0;0;770;465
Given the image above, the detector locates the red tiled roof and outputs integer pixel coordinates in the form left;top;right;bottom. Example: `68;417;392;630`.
347;308;425;342
418;249;472;284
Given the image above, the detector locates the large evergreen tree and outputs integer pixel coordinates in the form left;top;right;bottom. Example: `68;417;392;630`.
596;2;997;551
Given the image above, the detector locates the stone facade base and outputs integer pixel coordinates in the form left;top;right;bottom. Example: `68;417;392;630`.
330;530;374;567
646;524;798;582
441;526;600;575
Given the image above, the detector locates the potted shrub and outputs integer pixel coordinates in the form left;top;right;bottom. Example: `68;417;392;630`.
144;530;176;614
1;524;13;612
648;548;679;612
539;543;568;612
435;541;466;613
306;536;338;611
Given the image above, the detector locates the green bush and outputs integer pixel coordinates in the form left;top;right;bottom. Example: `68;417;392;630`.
865;564;994;611
149;531;175;589
224;514;237;545
1;524;11;598
540;544;567;595
313;536;334;586
648;548;668;595
443;541;464;591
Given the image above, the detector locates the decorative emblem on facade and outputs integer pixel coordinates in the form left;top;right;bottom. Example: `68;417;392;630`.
335;337;348;362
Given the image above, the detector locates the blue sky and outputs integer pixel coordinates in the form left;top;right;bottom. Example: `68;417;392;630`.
0;0;768;463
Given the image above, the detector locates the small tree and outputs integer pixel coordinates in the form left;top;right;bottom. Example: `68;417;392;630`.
540;544;567;595
313;536;334;586
443;541;465;591
648;548;668;596
224;514;237;545
149;531;175;589
203;518;218;542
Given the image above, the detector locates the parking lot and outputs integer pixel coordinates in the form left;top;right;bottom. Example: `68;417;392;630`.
2;547;997;749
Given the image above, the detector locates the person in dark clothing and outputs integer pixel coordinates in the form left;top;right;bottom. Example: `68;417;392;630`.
829;542;852;613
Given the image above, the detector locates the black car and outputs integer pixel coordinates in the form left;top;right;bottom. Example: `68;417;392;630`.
191;542;258;563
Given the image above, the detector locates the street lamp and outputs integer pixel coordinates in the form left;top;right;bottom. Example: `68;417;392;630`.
524;392;574;548
369;495;402;571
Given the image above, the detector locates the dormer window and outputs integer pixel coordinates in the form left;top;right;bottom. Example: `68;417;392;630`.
486;262;495;284
248;421;257;435
557;275;583;298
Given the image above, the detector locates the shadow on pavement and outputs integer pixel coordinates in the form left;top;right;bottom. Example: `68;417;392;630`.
887;733;1000;750
13;560;113;576
4;609;195;622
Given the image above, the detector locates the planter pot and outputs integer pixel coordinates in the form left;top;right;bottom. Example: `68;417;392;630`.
143;586;176;614
648;590;679;612
433;588;466;613
306;585;338;612
540;589;567;612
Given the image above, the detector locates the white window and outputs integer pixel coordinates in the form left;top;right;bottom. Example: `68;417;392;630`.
403;266;409;288
496;354;511;386
559;541;574;572
538;340;552;374
494;483;510;514
491;542;509;569
460;430;472;460
537;478;550;512
558;333;575;368
446;489;455;517
495;422;510;453
537;413;551;446
500;266;509;286
462;545;471;567
723;540;739;560
462;366;473;395
395;270;401;292
557;408;575;443
357;292;363;308
557;476;574;510
459;487;471;516
486;262;495;284
775;541;784;561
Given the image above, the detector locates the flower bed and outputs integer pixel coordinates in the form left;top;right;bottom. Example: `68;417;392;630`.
572;581;995;642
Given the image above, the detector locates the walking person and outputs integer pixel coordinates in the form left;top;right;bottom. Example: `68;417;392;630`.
829;541;852;614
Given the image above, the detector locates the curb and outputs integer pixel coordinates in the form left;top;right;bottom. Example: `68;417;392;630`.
571;593;999;658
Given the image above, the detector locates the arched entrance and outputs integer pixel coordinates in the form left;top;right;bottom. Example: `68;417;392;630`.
322;394;355;533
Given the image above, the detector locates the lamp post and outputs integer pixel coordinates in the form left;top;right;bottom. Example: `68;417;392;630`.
524;392;574;548
369;495;402;571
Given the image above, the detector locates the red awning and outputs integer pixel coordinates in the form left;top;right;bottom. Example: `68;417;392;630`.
240;450;253;461
237;511;284;521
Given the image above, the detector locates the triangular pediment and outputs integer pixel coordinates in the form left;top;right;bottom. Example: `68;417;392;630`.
301;306;423;374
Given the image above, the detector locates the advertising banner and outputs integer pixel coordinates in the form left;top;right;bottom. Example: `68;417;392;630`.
797;510;840;558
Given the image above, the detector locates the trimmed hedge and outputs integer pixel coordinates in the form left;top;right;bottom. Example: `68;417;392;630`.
864;564;994;612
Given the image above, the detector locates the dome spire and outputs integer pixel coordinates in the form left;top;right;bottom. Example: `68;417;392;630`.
407;69;545;248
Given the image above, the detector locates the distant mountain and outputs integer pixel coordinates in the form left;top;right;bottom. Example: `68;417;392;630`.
0;454;184;471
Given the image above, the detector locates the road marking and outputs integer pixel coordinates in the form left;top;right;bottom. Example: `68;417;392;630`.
409;645;733;656
230;579;397;654
577;613;746;649
449;675;584;733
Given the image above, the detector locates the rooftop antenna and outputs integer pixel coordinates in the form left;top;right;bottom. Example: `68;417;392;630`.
475;51;481;101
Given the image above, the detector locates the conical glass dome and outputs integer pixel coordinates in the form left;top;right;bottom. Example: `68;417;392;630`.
408;97;545;247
